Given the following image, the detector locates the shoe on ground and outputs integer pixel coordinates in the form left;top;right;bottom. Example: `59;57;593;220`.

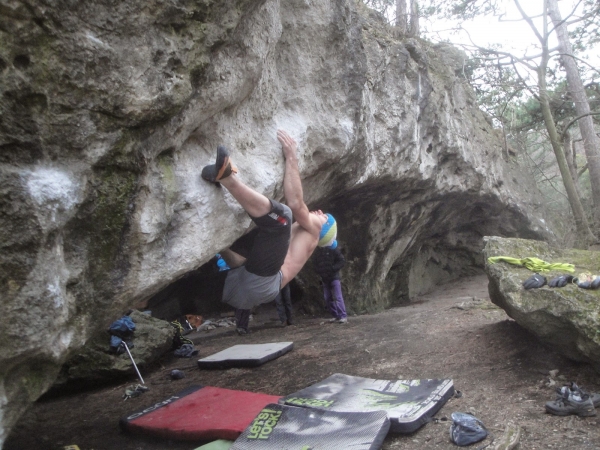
545;390;596;417
327;318;338;323
201;145;238;183
575;383;600;408
286;320;294;326
557;382;600;408
236;328;251;335
338;318;348;324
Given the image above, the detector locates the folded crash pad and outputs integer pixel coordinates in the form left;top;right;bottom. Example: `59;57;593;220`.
231;403;390;450
280;373;454;433
120;385;281;441
197;342;293;369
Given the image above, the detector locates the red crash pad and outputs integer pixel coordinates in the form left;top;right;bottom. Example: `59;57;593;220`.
120;385;281;441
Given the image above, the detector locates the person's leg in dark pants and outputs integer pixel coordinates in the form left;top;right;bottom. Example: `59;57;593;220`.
323;281;337;322
235;308;251;334
275;284;293;325
330;279;347;322
275;291;287;324
281;284;293;325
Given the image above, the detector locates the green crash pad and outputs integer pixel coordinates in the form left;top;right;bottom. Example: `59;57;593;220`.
194;439;234;450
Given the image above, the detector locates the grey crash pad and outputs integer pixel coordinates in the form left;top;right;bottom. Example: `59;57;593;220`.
197;342;294;369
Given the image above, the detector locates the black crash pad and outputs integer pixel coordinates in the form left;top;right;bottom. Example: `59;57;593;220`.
231;403;390;449
280;373;454;433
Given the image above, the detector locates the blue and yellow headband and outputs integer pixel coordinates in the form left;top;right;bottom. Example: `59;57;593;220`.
318;213;337;247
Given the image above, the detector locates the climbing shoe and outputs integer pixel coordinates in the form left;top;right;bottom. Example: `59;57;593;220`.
548;274;574;288
201;145;238;183
556;383;600;408
236;327;251;335
338;318;348;324
522;273;547;290
545;388;596;417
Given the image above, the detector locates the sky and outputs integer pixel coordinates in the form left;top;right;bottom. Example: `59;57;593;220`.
419;0;598;70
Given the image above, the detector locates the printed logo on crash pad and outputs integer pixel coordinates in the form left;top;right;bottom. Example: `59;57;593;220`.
284;397;335;408
247;408;282;440
126;395;182;420
123;385;203;421
361;389;417;409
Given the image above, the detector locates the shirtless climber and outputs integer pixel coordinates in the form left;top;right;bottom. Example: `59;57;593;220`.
201;130;338;330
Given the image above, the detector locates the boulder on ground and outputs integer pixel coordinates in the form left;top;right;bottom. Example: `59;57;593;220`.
53;310;176;390
483;236;600;372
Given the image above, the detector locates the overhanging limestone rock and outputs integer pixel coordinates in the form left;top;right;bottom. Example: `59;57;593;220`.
1;0;553;444
484;236;600;372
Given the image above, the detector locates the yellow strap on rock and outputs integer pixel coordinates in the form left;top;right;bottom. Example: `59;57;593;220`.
487;256;575;273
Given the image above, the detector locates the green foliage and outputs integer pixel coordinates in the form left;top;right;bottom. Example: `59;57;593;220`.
420;0;500;21
466;53;527;121
501;89;595;246
413;0;600;244
363;0;395;11
362;0;395;22
460;50;595;245
571;0;600;52
362;0;422;28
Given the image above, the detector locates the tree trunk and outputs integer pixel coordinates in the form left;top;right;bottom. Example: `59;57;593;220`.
513;0;596;246
563;131;582;198
538;66;596;247
395;0;407;34
548;0;600;232
408;0;419;37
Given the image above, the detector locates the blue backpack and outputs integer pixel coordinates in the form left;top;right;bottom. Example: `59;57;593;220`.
109;315;136;337
108;315;136;353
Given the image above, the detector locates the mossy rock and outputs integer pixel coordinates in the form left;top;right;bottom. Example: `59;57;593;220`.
483;236;600;372
53;311;176;389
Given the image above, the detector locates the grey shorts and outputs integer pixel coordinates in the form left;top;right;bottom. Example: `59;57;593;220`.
222;266;283;310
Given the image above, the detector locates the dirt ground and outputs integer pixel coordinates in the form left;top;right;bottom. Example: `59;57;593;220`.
6;274;600;450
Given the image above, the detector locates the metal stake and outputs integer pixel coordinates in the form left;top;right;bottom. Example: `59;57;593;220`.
121;341;145;385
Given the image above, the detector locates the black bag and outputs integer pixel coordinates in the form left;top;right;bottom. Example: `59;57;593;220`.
449;412;488;446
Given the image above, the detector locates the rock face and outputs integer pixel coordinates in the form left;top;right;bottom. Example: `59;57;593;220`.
484;236;600;371
0;0;551;444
